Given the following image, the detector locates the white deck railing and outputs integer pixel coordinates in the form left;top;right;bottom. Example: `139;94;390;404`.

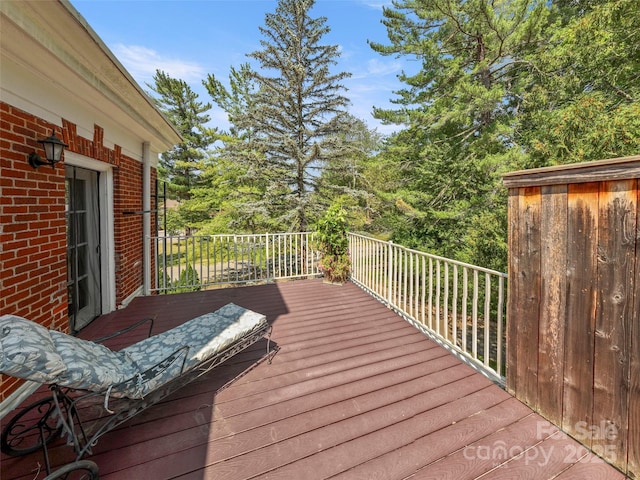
348;232;507;383
152;232;321;293
152;231;507;383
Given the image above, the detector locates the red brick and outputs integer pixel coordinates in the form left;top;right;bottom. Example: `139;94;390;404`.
2;112;26;128
2;102;153;327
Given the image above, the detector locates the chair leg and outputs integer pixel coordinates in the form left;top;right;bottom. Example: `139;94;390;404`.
0;396;63;458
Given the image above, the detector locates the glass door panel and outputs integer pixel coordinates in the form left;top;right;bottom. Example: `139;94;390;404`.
66;166;101;332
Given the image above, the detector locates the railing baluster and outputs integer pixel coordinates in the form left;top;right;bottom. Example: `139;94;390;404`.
472;269;479;359
428;257;433;330
444;261;449;341
435;260;441;336
485;273;491;367
415;253;419;320
277;235;281;277
421;256;426;326
171;237;180;283
462;267;468;354
497;275;505;376
404;249;409;315
452;264;458;349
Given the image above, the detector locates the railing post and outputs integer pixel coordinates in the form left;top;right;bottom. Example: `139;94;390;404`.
265;233;271;281
387;240;393;306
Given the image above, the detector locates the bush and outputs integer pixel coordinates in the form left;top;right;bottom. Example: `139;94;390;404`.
172;263;201;293
316;204;351;283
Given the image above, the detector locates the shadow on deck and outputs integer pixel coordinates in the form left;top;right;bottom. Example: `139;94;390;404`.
1;279;628;479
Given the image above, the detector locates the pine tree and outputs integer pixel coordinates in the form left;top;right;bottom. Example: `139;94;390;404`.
316;114;383;231
519;0;640;166
231;0;354;232
148;70;217;202
369;0;549;270
204;64;275;233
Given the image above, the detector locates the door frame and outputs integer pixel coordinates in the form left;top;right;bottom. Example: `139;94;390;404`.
64;152;116;315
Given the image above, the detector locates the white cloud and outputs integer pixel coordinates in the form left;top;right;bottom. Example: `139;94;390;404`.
357;0;393;10
112;44;206;83
366;57;402;77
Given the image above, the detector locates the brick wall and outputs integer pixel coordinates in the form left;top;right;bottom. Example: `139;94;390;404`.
0;102;154;400
0;103;68;399
114;152;144;301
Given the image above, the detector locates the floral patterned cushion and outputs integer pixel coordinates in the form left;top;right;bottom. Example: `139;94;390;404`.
121;303;267;396
0;315;67;383
0;305;267;400
49;331;140;396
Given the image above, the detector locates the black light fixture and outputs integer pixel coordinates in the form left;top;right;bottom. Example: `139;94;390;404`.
28;129;68;169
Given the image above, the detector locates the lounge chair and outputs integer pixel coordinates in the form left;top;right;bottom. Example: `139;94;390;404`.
0;303;273;479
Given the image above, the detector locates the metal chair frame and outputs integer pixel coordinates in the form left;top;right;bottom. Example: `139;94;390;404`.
1;315;273;479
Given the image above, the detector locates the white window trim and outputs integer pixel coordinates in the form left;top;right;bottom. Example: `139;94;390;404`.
64;152;116;314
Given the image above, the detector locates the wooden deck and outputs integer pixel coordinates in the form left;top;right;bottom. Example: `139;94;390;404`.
1;279;629;479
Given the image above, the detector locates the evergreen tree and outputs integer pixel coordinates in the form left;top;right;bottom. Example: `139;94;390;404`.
148;70;217;202
519;0;640;166
316;114;383;231
230;0;354;232
369;0;549;270
204;64;276;233
204;63;260;140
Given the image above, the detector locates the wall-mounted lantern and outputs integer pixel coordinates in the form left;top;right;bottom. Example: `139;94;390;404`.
28;130;68;169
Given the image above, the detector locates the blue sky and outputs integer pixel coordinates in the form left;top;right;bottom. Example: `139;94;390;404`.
72;0;409;136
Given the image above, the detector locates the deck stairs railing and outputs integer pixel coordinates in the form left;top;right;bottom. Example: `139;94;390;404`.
151;231;507;383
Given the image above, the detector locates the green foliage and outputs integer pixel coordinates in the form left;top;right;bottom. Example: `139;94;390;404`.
317;253;351;284
365;0;638;272
157;263;172;291
518;0;640;166
366;0;546;270
315;115;384;231
212;0;356;232
148;70;218;204
317;204;349;256
148;0;638;276
316;204;351;283
163;208;183;236
171;264;201;294
157;254;201;294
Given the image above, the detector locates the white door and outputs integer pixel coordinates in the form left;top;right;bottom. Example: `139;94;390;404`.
66;166;101;332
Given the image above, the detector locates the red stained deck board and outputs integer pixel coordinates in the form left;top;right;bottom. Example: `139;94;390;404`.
409;413;554;479
94;346;463;477
327;397;534;480
554;455;630;480
1;279;630;480
96;360;476;479
258;383;511;480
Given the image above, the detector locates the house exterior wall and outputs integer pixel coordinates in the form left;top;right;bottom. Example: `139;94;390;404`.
0;104;68;399
114;144;145;303
0;102;153;401
0;0;180;418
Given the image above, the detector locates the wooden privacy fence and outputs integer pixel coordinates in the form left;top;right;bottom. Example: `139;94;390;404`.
503;155;640;478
